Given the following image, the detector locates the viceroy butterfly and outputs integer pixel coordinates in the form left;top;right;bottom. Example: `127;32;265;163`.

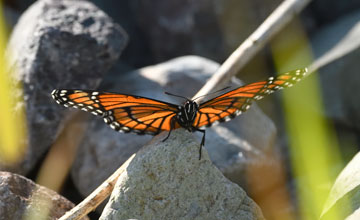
52;68;308;159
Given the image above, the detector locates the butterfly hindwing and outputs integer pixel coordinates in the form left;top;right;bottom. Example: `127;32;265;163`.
52;89;179;135
193;68;308;128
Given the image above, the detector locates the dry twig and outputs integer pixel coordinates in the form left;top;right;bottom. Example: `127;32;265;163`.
193;0;311;101
58;154;135;220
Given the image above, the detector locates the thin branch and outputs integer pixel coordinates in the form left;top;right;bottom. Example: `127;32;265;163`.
193;0;311;101
59;0;311;219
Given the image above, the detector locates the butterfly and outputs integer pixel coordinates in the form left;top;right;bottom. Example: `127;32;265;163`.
52;68;308;159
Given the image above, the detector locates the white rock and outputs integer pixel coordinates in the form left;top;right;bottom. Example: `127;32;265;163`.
100;129;265;220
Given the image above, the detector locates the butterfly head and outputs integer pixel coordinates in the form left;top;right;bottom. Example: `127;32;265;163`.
176;100;199;131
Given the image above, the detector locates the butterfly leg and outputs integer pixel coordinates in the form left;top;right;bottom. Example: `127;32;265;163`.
194;128;206;160
162;117;176;142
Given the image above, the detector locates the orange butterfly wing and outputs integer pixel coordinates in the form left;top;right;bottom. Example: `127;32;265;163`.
193;68;308;128
51;90;179;135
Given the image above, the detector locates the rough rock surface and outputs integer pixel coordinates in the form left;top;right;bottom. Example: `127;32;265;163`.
0;171;88;220
99;129;265;220
72;56;277;199
2;0;128;174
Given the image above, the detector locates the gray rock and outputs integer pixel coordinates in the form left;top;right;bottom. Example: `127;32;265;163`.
2;0;128;174
71;56;277;200
0;171;88;220
99;129;265;220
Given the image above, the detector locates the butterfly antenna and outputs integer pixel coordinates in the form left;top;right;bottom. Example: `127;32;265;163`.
193;86;231;101
164;92;189;100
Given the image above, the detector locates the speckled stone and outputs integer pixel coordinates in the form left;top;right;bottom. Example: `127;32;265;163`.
0;171;89;220
100;129;265;220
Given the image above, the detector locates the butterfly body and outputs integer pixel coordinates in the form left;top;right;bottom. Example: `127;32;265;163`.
52;68;308;159
176;100;199;132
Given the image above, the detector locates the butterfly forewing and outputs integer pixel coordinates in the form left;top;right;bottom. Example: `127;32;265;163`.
51;90;179;135
193;68;308;128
